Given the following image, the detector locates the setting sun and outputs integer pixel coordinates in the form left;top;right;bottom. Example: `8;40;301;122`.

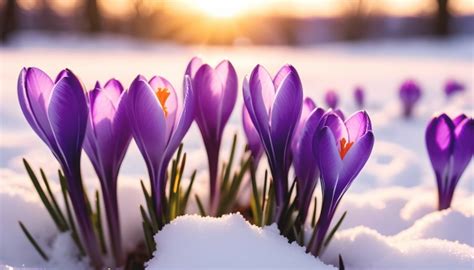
193;0;260;18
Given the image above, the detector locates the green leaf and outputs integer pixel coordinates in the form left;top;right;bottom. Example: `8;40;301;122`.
39;169;68;231
217;155;251;215
338;254;345;270
19;221;49;261
141;180;159;233
23;159;64;231
220;134;237;194
324;211;347;247
195;194;206;216
264;179;274;226
181;170;196;214
249;159;262;226
311;197;318;228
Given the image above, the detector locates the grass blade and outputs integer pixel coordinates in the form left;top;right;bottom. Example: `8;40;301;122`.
338;254;345;270
23;159;63;231
181;170;196;214
220;134;237;194
249;159;262;226
195;194;206;216
324;211;347;247
311;197;318;228
141;180;159;233
40;168;68;231
19;221;49;261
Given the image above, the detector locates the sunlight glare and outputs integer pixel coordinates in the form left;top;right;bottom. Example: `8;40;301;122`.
194;0;253;18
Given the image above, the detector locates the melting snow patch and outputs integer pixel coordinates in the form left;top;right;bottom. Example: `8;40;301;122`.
146;213;335;269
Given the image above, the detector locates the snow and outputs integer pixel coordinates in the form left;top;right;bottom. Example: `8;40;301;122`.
146;213;334;269
1;32;473;268
322;226;473;270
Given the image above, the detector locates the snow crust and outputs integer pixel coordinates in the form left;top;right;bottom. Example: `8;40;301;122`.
146;213;334;269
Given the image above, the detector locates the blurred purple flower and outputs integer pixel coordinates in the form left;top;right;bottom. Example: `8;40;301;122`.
308;111;374;256
243;64;303;222
84;79;131;266
185;57;238;213
293;107;325;223
18;67;102;267
243;104;263;165
399;80;422;118
125;75;195;219
425;114;473;210
444;79;465;97
324;90;339;109
354;86;365;108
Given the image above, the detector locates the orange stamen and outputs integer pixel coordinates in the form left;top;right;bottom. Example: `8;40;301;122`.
339;138;353;159
156;88;170;117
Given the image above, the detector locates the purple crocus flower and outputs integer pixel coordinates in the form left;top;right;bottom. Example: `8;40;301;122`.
325;90;339;109
354;86;365;108
185;57;238;213
243;64;303;222
308;111;374;256
243;105;263;165
399;80;422;118
293;107;325;223
444;79;465;97
125;75;195;219
425;114;473;210
18;67;102;267
291;97;317;155
83;79;131;266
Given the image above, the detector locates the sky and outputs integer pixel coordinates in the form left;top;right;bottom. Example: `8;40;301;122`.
13;0;474;19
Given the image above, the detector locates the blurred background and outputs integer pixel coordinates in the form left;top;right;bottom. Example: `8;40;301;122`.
1;0;473;45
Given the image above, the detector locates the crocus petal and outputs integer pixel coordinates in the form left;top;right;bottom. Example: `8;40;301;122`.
317;127;343;190
273;64;292;91
425;114;455;174
336;131;375;198
292;97;317;151
270;66;303;169
89;90;117;170
452;118;474;179
294;107;325;184
24;68;56;143
111;93;132;175
47;74;88;166
103;79;124;106
163;76;195;163
320;113;348;145
249;65;275;129
215;60;238;134
453;114;467;127
345;110;372;142
127;77;167;173
242;104;262;161
193;64;225;139
185;56;203;78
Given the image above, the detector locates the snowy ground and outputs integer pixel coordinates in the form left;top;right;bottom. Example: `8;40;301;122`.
0;32;473;269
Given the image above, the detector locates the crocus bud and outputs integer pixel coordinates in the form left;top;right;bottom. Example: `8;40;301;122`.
399;80;422;118
354;86;365;108
325;90;339;109
444;79;465;98
425;114;473;210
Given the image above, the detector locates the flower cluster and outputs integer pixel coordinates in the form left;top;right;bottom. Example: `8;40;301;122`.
17;59;471;268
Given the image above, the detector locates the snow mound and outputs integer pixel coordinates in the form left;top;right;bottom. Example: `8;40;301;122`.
395;209;474;246
323;226;474;269
146;213;335;269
